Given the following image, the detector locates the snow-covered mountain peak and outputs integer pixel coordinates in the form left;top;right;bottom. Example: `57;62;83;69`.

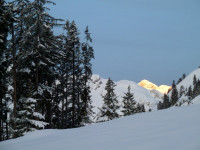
89;75;163;117
138;80;171;94
138;80;158;90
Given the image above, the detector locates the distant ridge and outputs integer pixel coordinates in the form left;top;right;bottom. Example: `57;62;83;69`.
138;80;171;94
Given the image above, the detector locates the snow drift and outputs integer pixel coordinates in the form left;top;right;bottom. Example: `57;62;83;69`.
1;104;200;150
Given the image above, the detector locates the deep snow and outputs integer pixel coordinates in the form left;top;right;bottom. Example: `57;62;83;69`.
1;104;200;150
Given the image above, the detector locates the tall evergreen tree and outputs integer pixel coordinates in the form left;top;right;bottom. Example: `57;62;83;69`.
13;0;62;134
172;80;176;89
162;94;170;109
179;85;185;97
63;20;82;128
170;86;178;106
187;86;192;99
80;26;94;125
121;85;136;116
193;75;197;86
193;79;200;98
0;0;12;140
97;78;120;122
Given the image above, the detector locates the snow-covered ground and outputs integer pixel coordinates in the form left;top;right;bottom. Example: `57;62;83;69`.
1;104;200;150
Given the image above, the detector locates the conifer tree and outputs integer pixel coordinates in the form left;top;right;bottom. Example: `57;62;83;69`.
162;94;170;109
135;103;145;113
187;86;192;99
177;78;182;85
182;73;186;79
80;26;94;125
63;20;82;128
171;86;178;106
179;85;185;97
0;0;11;141
157;101;163;110
193;79;200;98
121;85;136;116
172;80;176;89
193;75;197;86
13;0;62;133
97;78;120;122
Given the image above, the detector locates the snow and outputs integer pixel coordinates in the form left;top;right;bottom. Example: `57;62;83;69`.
176;68;200;91
168;68;200;105
19;68;31;73
29;120;48;129
90;74;162;118
33;112;45;120
191;95;200;104
138;79;171;94
1;104;200;150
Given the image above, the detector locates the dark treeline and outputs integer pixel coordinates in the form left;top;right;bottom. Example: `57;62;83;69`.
0;0;95;141
0;0;145;141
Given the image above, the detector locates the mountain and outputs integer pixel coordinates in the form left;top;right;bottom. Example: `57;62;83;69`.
90;68;200;120
1;104;199;150
174;68;200;92
89;75;163;119
138;80;171;94
169;68;200;106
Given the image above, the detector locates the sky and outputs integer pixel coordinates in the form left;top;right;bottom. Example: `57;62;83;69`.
48;0;200;85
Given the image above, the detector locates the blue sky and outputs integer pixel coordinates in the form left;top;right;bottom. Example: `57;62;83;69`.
49;0;200;85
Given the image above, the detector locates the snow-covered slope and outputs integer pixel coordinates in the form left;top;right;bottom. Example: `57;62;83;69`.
90;75;162;116
169;68;200;105
175;68;200;92
138;80;171;94
1;104;200;150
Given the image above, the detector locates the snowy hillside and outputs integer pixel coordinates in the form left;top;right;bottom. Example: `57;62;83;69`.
175;68;200;92
1;104;200;150
89;75;162;117
169;68;200;105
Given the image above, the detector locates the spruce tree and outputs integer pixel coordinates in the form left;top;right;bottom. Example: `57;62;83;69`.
162;94;170;109
172;80;176;89
171;86;178;106
0;0;11;141
179;85;185;97
80;26;94;125
182;73;186;79
97;78;120;122
157;101;163;110
193;75;197;86
63;20;82;128
121;85;136;116
135;103;145;113
177;78;182;85
13;0;62;133
187;86;192;99
193;79;200;98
